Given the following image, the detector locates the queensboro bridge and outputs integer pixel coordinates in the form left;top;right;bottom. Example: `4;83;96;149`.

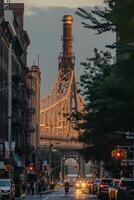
40;15;85;177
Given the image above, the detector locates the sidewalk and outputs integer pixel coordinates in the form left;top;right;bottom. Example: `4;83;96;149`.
16;188;59;199
16;193;27;200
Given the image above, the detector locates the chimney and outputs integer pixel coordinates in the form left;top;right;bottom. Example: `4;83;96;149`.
62;15;73;58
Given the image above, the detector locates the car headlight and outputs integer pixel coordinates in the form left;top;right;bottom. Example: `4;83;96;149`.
82;183;86;188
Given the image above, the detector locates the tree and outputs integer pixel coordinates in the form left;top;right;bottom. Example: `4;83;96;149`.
75;0;134;42
75;48;128;161
74;0;134;161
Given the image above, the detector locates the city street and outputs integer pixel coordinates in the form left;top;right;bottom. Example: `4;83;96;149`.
0;1;133;200
21;188;98;200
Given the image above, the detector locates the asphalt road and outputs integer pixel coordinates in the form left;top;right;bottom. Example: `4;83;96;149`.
21;188;98;200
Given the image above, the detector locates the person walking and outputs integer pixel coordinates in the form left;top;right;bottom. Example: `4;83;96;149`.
31;181;34;195
27;182;31;195
64;180;69;196
38;180;43;198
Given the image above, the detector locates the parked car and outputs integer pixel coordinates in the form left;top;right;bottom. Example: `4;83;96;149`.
115;178;134;200
0;179;16;200
97;178;113;199
108;179;120;200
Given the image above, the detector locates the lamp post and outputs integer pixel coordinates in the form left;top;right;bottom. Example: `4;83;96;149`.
8;43;12;178
48;145;57;182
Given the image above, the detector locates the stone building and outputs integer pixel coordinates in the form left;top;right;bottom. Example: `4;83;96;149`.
0;2;14;173
27;65;41;169
0;2;31;179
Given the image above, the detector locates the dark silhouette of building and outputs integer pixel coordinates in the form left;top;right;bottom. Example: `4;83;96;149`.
0;2;31;179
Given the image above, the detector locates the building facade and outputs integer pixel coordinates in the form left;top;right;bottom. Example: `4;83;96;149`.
0;15;14;174
0;2;31;179
27;65;41;162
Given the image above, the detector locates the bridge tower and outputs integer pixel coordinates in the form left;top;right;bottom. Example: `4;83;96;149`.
40;15;84;178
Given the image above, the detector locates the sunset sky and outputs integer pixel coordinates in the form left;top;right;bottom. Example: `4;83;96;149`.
11;0;114;97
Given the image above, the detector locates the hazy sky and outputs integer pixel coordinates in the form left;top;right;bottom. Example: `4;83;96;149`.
12;0;104;9
11;0;115;97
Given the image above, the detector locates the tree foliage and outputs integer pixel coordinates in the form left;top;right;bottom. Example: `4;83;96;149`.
75;0;134;161
76;0;134;42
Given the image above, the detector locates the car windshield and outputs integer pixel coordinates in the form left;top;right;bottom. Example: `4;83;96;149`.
121;181;134;188
0;180;10;187
95;179;101;183
101;179;113;185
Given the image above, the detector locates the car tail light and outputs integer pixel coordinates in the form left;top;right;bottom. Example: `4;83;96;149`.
100;184;105;190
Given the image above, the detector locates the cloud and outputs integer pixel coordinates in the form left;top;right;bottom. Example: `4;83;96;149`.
11;0;104;15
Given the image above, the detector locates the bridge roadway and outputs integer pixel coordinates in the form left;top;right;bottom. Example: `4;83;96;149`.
40;136;84;149
21;188;98;200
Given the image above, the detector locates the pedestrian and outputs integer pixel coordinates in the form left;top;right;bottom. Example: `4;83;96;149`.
38;180;43;198
64;180;69;196
34;181;37;194
30;181;34;195
22;181;27;193
27;182;31;195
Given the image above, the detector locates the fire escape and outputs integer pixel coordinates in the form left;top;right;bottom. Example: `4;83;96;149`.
27;73;36;146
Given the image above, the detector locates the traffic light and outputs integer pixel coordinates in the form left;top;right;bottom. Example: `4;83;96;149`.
111;149;127;160
116;151;122;159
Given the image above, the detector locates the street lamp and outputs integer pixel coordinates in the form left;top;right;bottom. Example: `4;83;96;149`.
48;145;57;182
